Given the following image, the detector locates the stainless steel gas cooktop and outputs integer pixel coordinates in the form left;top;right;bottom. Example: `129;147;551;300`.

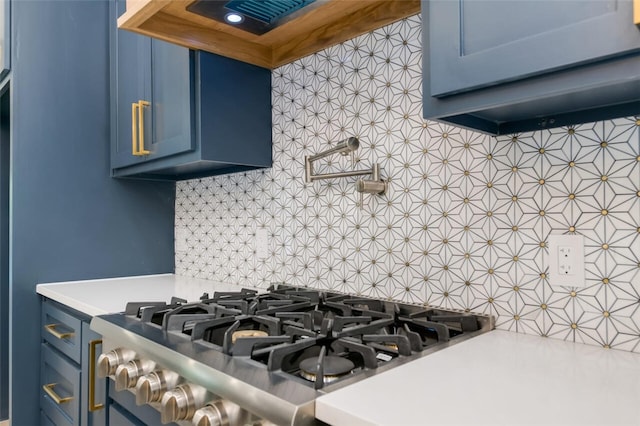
91;284;494;425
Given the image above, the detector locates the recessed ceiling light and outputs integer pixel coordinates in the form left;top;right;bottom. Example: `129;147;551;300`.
225;13;244;24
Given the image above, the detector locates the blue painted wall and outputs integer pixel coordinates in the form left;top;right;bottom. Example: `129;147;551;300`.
0;88;9;422
10;1;175;424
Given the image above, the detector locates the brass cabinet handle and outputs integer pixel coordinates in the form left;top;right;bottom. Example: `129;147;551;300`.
137;100;151;155
131;101;139;155
44;323;74;340
43;383;73;405
88;339;105;412
131;100;151;156
635;0;640;26
133;100;151;156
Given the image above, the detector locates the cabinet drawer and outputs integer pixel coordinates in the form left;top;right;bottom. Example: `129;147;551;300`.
41;410;58;426
41;343;80;426
109;382;178;426
109;403;145;426
42;300;83;363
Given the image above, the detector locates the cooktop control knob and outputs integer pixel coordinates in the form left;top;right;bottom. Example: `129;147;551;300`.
192;400;249;426
114;359;156;391
135;370;181;405
97;348;136;378
160;384;207;424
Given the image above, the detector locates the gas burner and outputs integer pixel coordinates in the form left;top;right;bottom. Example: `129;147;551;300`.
231;329;269;343
299;354;355;384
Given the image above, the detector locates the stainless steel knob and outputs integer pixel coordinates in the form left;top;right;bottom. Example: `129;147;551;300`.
192;400;248;426
114;359;155;391
135;370;181;405
97;348;136;378
160;384;206;424
355;178;387;195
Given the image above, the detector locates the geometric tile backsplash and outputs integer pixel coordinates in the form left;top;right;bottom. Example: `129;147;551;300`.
176;14;640;353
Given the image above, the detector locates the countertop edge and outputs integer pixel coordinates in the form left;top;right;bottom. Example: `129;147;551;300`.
36;273;175;317
36;274;261;318
35;273;174;290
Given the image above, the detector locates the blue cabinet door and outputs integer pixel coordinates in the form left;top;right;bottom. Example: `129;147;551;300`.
80;323;106;426
109;404;144;426
147;39;195;160
111;0;151;169
428;0;640;97
111;0;194;170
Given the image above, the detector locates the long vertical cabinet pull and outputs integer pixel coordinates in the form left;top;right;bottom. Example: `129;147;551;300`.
635;0;640;26
88;339;105;412
136;100;151;155
131;102;139;155
131;100;151;156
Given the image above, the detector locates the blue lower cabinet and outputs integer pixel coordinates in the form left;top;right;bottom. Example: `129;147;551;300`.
108;382;179;426
108;404;144;426
110;0;272;180
41;411;58;426
41;344;79;426
40;300;107;426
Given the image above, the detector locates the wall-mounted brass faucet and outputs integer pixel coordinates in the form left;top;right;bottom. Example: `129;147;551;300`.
304;137;388;201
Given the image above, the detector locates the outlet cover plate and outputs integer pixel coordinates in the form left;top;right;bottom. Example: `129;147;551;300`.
255;227;269;260
548;234;586;288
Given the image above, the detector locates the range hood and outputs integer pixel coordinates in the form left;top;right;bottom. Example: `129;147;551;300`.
187;0;325;36
117;0;420;69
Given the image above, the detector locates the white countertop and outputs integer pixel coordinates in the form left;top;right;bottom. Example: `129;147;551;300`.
316;330;640;426
36;274;258;316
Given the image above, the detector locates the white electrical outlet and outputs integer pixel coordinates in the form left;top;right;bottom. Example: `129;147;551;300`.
255;228;269;260
558;246;574;275
548;234;585;288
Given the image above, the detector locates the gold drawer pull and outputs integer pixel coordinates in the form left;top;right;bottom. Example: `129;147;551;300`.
137;100;151;155
132;100;150;156
43;383;73;405
635;0;640;26
44;323;74;340
131;101;139;155
88;339;104;412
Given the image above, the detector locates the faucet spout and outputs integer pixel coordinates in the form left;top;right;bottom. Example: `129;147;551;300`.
307;137;359;163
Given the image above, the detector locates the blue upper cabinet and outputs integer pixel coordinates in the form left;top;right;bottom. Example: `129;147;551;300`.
111;19;194;169
110;0;272;180
423;0;640;135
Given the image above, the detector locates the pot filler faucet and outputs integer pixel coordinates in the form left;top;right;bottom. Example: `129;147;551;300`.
304;137;388;202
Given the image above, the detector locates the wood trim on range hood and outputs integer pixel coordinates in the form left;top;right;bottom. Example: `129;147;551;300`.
118;0;421;69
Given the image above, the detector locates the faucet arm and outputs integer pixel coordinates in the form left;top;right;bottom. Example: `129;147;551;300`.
307;167;376;182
